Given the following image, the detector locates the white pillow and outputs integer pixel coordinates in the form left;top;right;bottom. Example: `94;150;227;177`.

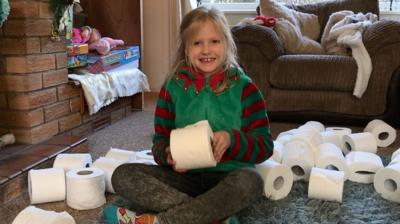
259;0;321;41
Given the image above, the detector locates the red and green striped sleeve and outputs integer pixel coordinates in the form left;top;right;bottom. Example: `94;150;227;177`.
222;81;273;164
151;86;175;166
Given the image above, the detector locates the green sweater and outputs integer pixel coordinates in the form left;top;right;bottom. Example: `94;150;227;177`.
152;67;273;172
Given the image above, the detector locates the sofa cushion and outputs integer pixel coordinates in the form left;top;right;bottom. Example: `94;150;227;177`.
269;54;357;92
259;0;320;41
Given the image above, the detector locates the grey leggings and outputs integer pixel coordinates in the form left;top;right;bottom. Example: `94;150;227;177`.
111;163;264;224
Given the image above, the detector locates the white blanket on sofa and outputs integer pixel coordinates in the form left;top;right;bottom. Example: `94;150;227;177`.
68;62;150;115
321;11;377;98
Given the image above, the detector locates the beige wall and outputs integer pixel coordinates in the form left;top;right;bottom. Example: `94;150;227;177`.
142;0;171;92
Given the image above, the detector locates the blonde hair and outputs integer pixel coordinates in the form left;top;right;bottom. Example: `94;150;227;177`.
171;6;239;75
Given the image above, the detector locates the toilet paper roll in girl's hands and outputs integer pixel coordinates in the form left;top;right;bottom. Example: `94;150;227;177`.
167;147;187;173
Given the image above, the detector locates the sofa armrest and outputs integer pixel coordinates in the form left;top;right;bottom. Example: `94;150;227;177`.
363;20;400;56
231;25;284;60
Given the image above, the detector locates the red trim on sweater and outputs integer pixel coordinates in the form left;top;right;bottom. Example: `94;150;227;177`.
255;135;267;163
241;83;257;100
242;118;269;132
242;100;265;117
159;87;172;102
155;107;175;120
242;133;255;162
155;125;171;137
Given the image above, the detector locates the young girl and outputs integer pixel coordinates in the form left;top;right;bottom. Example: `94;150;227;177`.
106;6;273;224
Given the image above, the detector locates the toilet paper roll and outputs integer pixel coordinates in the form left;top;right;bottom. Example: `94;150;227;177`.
374;163;400;203
325;127;352;151
320;131;342;150
345;151;383;184
170;120;216;170
308;167;345;202
275;129;297;145
391;147;400;161
12;206;75;224
301;121;325;132
105;148;136;163
290;128;323;159
28;168;66;204
364;119;396;147
282;140;314;181
66;167;106;210
315;143;350;180
389;154;400;166
53;153;92;172
343;132;378;154
92;157;125;193
135;149;154;161
256;160;293;200
270;141;284;162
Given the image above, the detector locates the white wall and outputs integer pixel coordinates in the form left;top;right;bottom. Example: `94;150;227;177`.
142;0;171;92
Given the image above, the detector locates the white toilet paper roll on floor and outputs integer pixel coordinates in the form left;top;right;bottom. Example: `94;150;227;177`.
275;129;297;145
92;157;125;193
343;132;378;154
325;127;352;152
66;167;106;210
290;128;323;159
53;153;92;172
300;121;325;132
364;119;396;147
282;140;314;181
28;168;66;204
320;131;342;150
391;147;400;161
315;143;350;180
12;206;75;224
256;160;293;200
270;141;284;163
135;149;154;161
308;167;345;202
345;151;383;184
105;148;136;163
374;163;400;203
170;120;216;170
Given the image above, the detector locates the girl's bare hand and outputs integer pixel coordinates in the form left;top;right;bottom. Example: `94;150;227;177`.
212;131;231;162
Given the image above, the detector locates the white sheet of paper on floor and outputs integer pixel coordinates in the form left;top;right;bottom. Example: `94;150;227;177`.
325;127;352;152
281;140;314;181
270;141;284;163
170;120;216;170
345;151;383;184
53;153;92;172
364;119;396;147
135;149;154;161
315;143;350;180
343;132;378;154
66;167;106;210
28;167;66;204
105;148;136;163
12;205;75;224
374;162;400;203
308;167;345;203
256;160;293;200
92;157;125;193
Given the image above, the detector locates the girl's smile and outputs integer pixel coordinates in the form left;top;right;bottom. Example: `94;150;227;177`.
188;20;225;75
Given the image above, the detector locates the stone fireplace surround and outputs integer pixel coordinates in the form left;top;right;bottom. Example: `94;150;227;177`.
0;0;143;203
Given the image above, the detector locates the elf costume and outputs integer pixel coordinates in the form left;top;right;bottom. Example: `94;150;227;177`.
152;66;273;170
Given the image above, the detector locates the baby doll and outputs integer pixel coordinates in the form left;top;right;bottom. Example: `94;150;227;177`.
71;26;92;44
88;28;125;55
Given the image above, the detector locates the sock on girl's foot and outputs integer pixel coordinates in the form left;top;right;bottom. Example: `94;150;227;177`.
135;214;160;224
102;205;136;224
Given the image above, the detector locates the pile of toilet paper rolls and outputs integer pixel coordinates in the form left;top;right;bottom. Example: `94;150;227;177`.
12;206;76;224
259;119;397;202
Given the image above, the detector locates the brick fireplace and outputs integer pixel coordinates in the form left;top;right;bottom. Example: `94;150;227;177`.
0;0;140;144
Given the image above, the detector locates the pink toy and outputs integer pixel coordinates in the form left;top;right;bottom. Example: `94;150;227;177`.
88;28;125;55
71;26;92;44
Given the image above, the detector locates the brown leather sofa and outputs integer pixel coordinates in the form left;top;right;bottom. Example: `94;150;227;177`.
231;0;400;128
